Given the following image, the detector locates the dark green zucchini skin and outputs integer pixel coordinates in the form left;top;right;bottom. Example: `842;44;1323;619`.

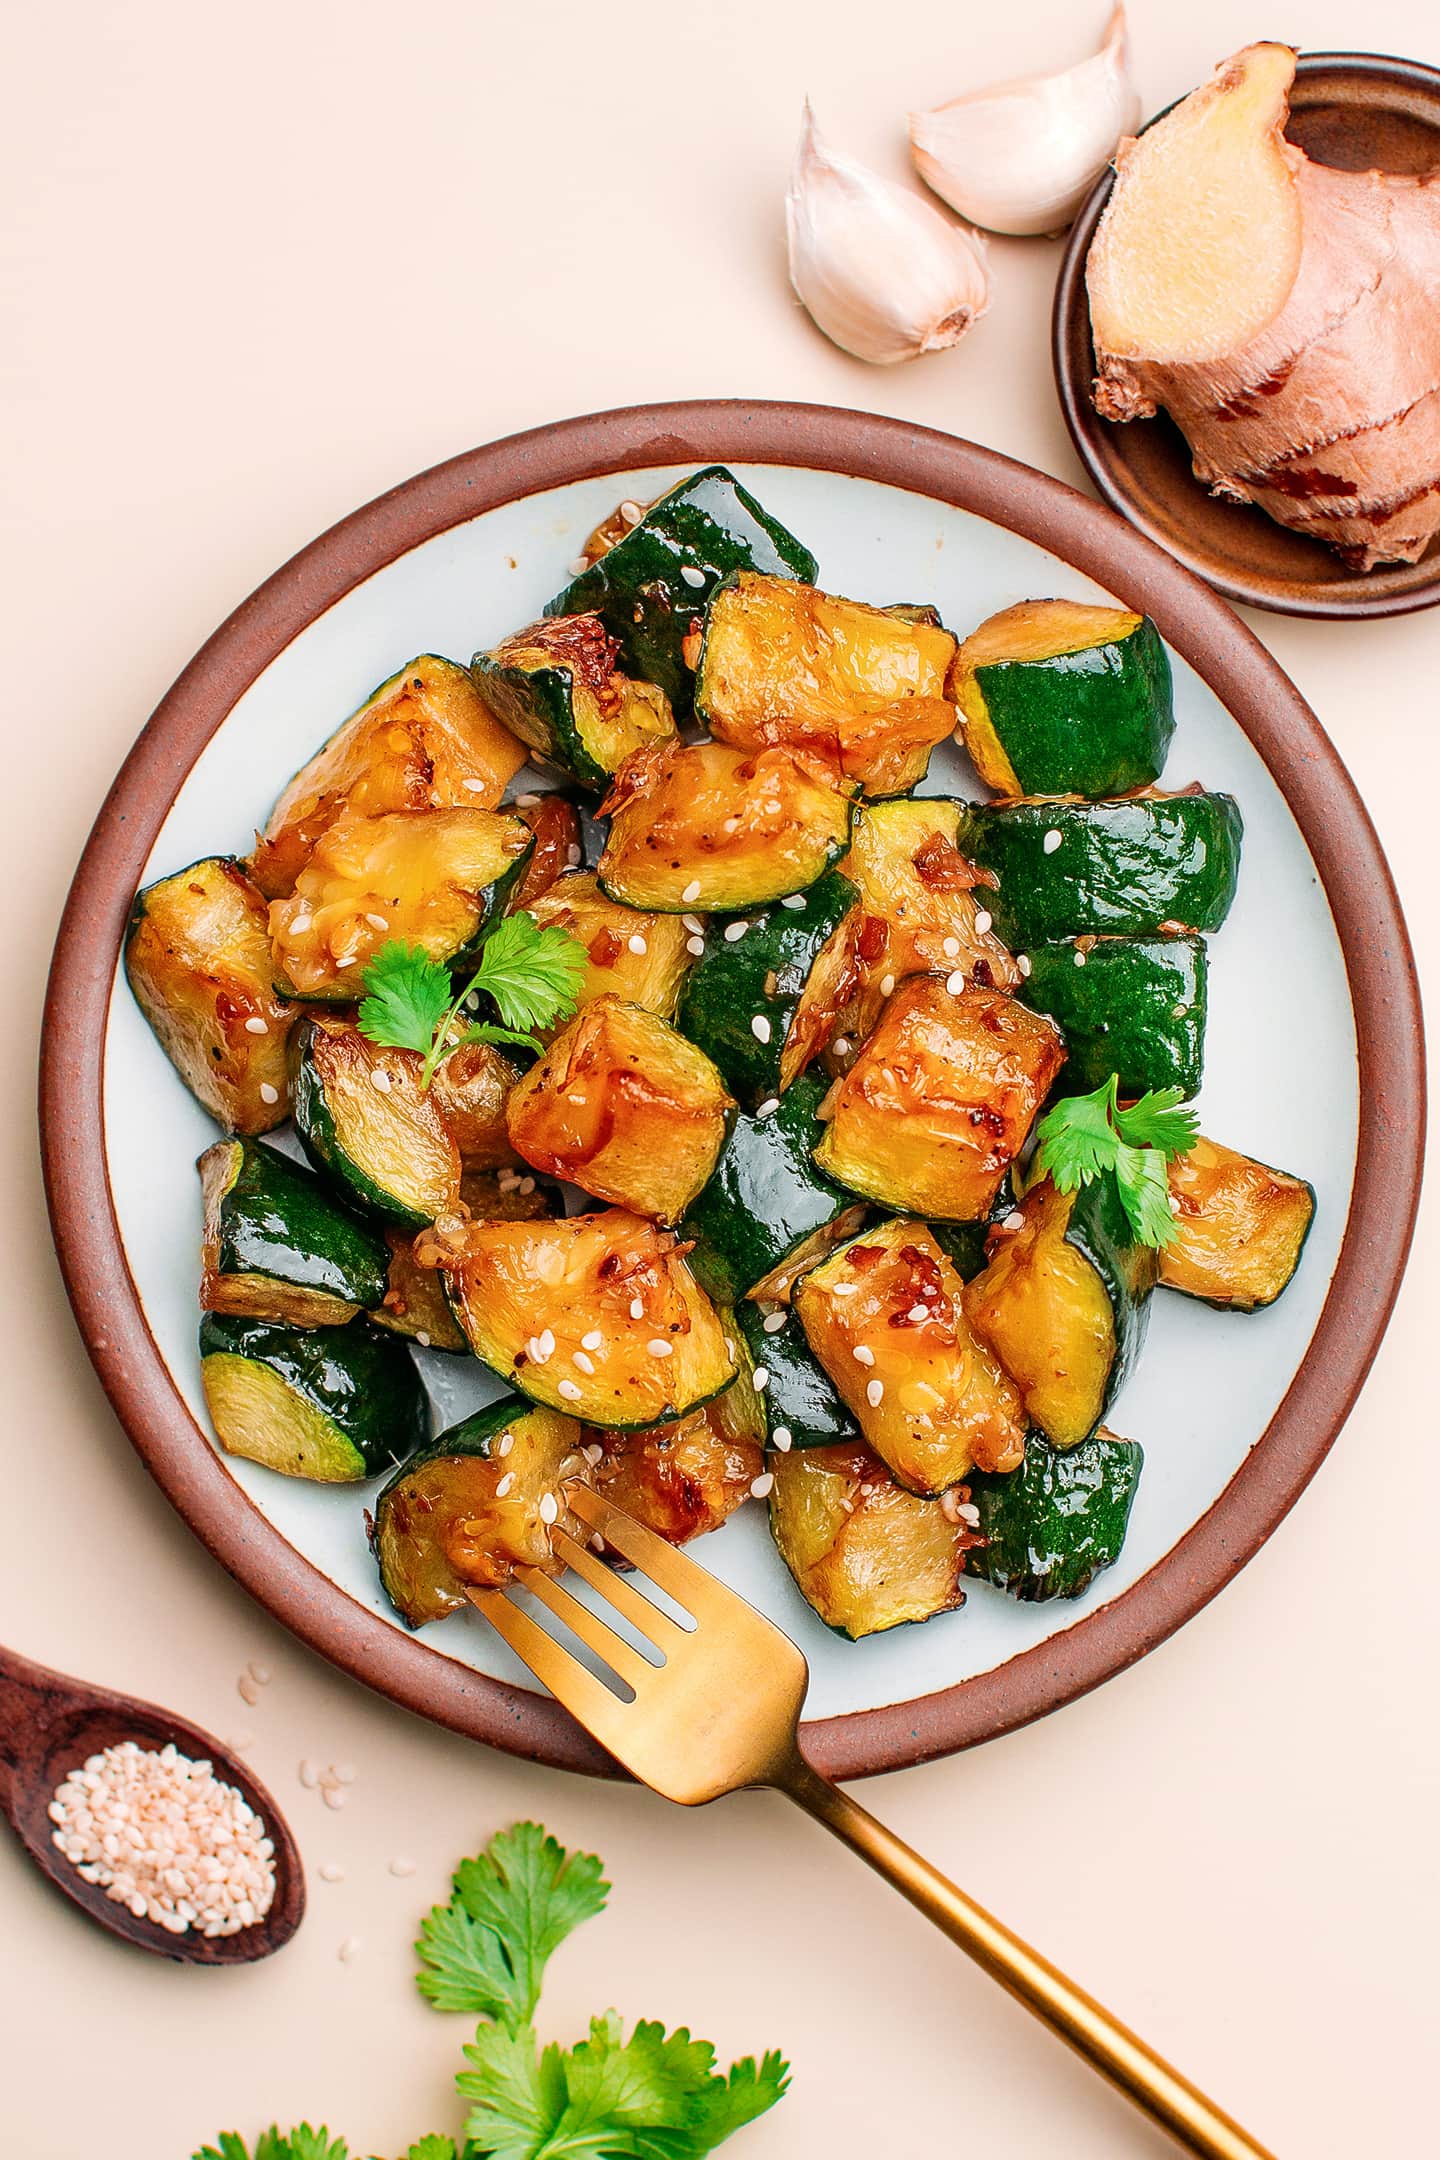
682;1075;857;1303
675;870;856;1109
471;649;606;790
734;1302;859;1453
289;1018;431;1228
444;838;536;981
930;1176;1018;1281
1021;936;1208;1098
1066;1174;1159;1430
975;615;1173;797
198;1312;427;1477
955;795;1243;945
207;1139;390;1309
545;467;817;711
964;1430;1143;1600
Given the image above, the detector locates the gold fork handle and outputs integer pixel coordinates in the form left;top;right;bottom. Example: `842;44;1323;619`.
775;1751;1274;2160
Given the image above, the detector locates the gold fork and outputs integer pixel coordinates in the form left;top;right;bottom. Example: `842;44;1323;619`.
471;1486;1274;2160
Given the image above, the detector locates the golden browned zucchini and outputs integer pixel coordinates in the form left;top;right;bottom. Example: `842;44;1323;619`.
250;655;528;897
268;806;532;1000
471;614;675;790
521;872;696;1026
372;1167;557;1350
428;1208;737;1428
696;572;957;796
598;739;853;913
813;980;1065;1219
506;997;733;1221
794;1220;1026;1493
430;1040;523;1172
1162;1137;1316;1310
291;1017;462;1227
125;856;295;1132
768;1442;978;1638
592;1403;763;1545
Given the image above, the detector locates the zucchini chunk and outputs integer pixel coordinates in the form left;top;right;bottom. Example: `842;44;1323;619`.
1162;1137;1316;1311
373;1399;590;1625
768;1442;976;1639
795;1221;1026;1494
471;615;674;792
962;1176;1157;1448
505;996;733;1222
521;872;696;1028
696;572;957;796
508;791;588;909
813;980;1066;1220
268;807;532;1001
372;1167;558;1351
198;1138;389;1327
429;1209;736;1428
951;599;1174;799
249;656;527;898
1019;935;1207;1098
589;1328;765;1545
547;466;818;710
598;739;853;914
291;1017;462;1227
125;857;294;1133
199;1312;426;1483
929;1175;1021;1282
675;869;857;1109
430;1040;523;1172
734;1301;859;1453
954;793;1244;946
682;1073;865;1304
964;1429;1144;1602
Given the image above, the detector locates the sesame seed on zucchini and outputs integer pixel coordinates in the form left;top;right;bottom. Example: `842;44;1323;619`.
291;1017;461;1228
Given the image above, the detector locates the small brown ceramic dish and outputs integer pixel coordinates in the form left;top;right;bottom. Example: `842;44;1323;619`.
1053;52;1440;619
39;402;1425;1781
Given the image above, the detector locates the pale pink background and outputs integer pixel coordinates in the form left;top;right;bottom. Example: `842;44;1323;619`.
3;3;1436;2154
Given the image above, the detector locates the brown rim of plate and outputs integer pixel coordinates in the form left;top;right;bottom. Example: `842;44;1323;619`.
39;399;1426;1782
1053;51;1440;620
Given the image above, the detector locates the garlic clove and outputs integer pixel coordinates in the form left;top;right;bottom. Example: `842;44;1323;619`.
909;2;1141;238
786;101;990;366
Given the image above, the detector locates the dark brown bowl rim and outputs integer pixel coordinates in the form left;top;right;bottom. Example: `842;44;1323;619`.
1052;50;1440;621
39;399;1426;1780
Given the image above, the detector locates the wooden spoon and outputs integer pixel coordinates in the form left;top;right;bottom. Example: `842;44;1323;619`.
0;1642;305;1963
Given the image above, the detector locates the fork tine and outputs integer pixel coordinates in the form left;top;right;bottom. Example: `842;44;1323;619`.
464;1589;637;1758
549;1529;690;1648
566;1487;740;1622
513;1567;660;1690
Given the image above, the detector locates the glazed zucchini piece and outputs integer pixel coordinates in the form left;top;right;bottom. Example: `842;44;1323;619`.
371;1167;558;1351
430;1040;522;1173
373;1399;590;1625
429;1209;736;1428
795;1221;1026;1494
951;599;1174;799
598;739;853;914
675;869;857;1109
1020;935;1207;1098
471;615;674;792
1162;1137;1316;1311
125;857;294;1133
734;1301;859;1453
199;1313;427;1482
681;1074;866;1304
505;996;733;1222
813;980;1066;1220
929;1175;1020;1282
954;793;1243;946
198;1138;389;1327
768;1442;976;1639
508;791;588;908
291;1017;462;1227
696;572;957;796
589;1328;765;1545
269;807;533;1002
962;1175;1157;1448
249;656;528;898
521;872;696;1028
964;1429;1144;1602
546;466;818;710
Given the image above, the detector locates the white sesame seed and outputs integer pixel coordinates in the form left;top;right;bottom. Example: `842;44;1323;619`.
582;1442;604;1466
416;1330;431;1348
514;792;542;808
539;1492;560;1524
680;564;707;589
831;1281;858;1296
945;970;966;995
724;920;748;942
244;1016;269;1035
568;555;589;576
619;499;644;525
1003;1209;1026;1232
879;974;896;997
647;1337;673;1358
682;913;704;934
319;1863;344;1883
237;1674;261;1706
628;1297;645;1320
626;933;648;955
322;1784;347;1812
781;893;807;910
974;910;993;935
365;912;390;932
497;1432;514;1456
750;1471;775;1498
299;1760;321;1789
941;937;961;959
852;1344;876;1366
258;1083;280;1105
832;1036;852;1057
763;1309;788;1334
526;1336;547;1365
463;777;488;793
557;1379;582;1401
958;1501;981;1528
751;1366;770;1391
538;1329;556;1356
495;1472;516;1498
332;1762;358;1786
866;1378;885;1408
751;1014;772;1044
686;935;706;957
755;1096;779;1118
369;1068;392;1094
771;1426;794;1451
247;1662;271;1685
682;879;702;903
581;1329;603;1350
1043;830;1063;854
338;1936;363;1962
906;1304;929;1322
565;844;582;867
1017;953;1032;978
389;1856;418;1878
289;912;314;936
721;816;740;834
1073;948;1088;967
572;1350;595;1374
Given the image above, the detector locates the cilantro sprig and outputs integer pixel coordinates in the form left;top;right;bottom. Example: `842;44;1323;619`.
196;1823;788;2160
1033;1074;1200;1248
357;914;588;1088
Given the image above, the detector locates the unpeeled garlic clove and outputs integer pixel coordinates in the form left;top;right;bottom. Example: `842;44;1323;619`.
909;3;1141;237
786;101;989;366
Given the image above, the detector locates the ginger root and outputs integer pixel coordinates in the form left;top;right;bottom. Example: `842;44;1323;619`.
1086;42;1440;571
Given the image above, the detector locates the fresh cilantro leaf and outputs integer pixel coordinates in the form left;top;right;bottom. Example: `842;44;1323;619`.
1114;1142;1180;1248
457;1022;545;1057
1033;1074;1198;1250
1113;1086;1202;1158
457;2021;568;2160
194;2132;349;2160
404;2139;459;2160
417;1822;609;2026
192;2139;252;2160
358;942;453;1056
1033;1076;1120;1192
471;911;588;1035
417;1895;523;2020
